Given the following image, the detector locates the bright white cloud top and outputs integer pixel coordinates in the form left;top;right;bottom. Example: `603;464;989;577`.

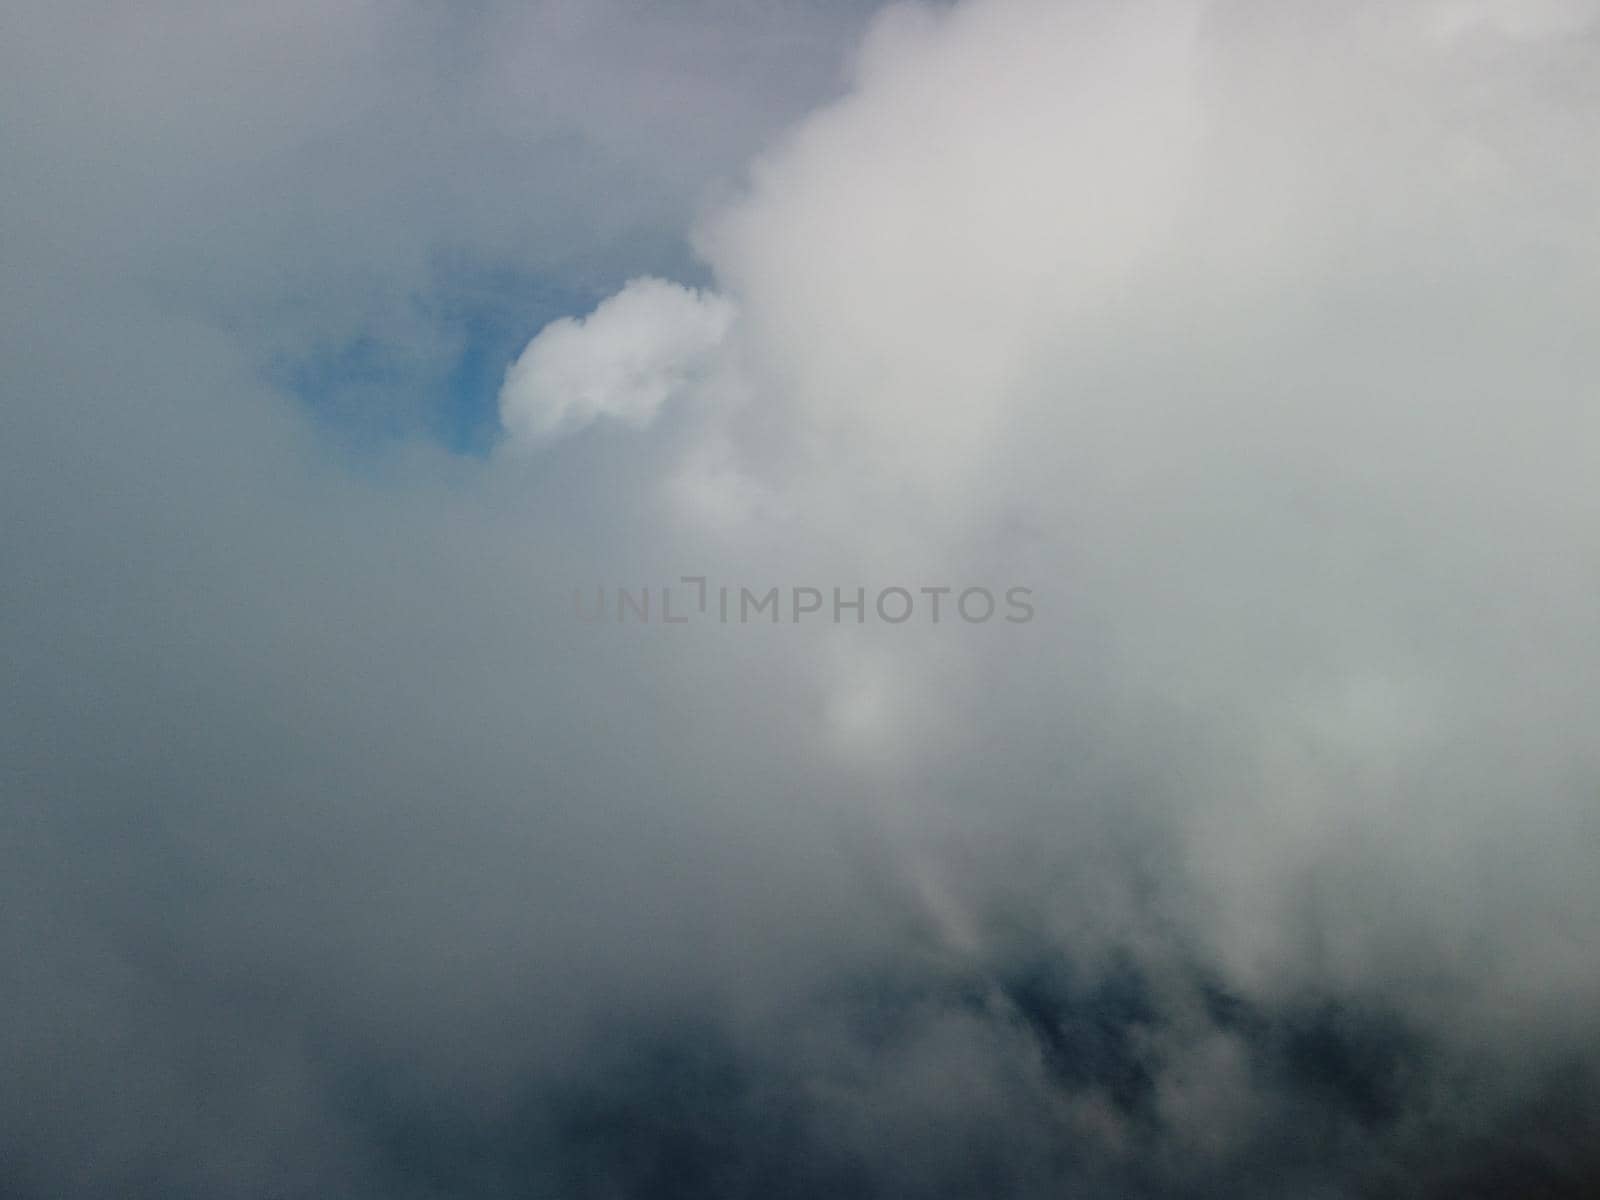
500;278;734;445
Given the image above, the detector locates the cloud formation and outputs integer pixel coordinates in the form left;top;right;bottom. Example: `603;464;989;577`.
501;278;734;444
4;0;1600;1197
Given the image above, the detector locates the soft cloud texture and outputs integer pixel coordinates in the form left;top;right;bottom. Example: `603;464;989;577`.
498;0;1600;1158
500;278;734;443
4;0;1600;1197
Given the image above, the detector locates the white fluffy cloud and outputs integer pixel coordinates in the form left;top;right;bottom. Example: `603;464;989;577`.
500;277;735;444
502;0;1600;1031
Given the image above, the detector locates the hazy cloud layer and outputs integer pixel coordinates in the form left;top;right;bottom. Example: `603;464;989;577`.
4;1;1599;1197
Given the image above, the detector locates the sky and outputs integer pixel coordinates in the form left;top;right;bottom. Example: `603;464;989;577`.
3;1;1599;1196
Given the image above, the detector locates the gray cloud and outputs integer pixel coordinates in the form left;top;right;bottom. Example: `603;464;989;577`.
3;1;1600;1197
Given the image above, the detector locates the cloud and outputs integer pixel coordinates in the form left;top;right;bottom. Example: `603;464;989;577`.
500;278;735;445
497;0;1600;1133
544;0;1600;1023
4;0;1600;1197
